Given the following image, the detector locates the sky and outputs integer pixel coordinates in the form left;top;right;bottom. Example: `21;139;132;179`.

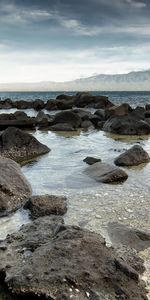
0;0;150;83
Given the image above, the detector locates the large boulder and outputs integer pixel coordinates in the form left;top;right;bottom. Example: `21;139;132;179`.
0;127;50;163
15;100;33;109
105;103;132;118
114;145;150;166
103;115;150;135
0;156;32;216
0;218;147;300
33;99;45;110
74;92;113;109
84;162;128;183
52;111;82;128
25;195;67;219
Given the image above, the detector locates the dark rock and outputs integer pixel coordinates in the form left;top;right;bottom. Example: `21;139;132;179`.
89;115;103;127
84;162;128;183
0;219;147;300
73;109;93;121
103;115;150;135
107;222;150;252
25;195;67;218
145;110;150;118
105;103;133;119
56;94;72;100
114;145;150;166
145;104;150;111
14;111;28;120
33;99;45;110
83;156;101;165
0;98;13;109
94;109;106;119
81;120;94;129
0;156;32;216
0;127;50;163
0;119;36;130
49;123;75;131
56;99;74;110
74;93;113;109
52;111;81;128
129;107;145;120
15;100;33;110
45;100;58;110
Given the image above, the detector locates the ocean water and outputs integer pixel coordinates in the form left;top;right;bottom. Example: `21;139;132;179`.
0;90;150;107
0;91;150;299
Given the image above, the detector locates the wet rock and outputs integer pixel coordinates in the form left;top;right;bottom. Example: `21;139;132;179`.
84;162;128;183
13;111;28;120
45;99;58;110
52;111;81;128
0;220;147;300
107;222;150;252
33;99;45;110
145;110;150;118
74;92;113;109
83;156;101;165
114;145;150;166
0;127;50;163
81;120;94;129
25;195;67;219
0;98;14;109
103;115;150;135
0;156;32;216
105;103;133;118
15;100;33;110
49;123;75;131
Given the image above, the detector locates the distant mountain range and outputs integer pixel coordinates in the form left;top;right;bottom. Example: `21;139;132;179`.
0;70;150;92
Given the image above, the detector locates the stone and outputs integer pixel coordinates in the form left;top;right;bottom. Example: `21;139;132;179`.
107;222;150;252
49;123;75;131
84;162;128;183
0;127;50;163
0;219;147;300
114;145;150;166
83;156;101;165
0;156;32;216
103;115;150;135
52;111;81;128
25;195;67;219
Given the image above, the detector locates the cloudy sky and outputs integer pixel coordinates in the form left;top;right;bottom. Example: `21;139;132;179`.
0;0;150;82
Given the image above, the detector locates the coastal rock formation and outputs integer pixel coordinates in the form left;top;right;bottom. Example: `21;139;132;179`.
84;162;128;183
114;145;150;166
0;218;147;300
0;156;32;216
0;127;50;163
83;156;101;165
25;194;67;219
103;115;150;135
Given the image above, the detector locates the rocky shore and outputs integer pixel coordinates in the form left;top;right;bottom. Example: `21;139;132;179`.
0;92;150;299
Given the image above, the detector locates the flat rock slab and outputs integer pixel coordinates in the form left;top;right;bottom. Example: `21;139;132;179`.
84;162;128;183
0;127;50;163
0;217;147;300
0;156;32;216
107;222;150;252
25;194;67;219
114;145;150;166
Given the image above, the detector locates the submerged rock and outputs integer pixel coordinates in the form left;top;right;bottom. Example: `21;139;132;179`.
84;162;128;183
83;156;101;165
0;127;50;163
114;145;150;166
0;157;32;216
0;218;147;300
107;222;150;252
25;195;67;219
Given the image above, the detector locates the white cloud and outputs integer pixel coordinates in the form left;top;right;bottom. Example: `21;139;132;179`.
126;0;146;8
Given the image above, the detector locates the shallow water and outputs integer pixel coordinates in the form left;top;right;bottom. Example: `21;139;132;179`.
0;93;150;298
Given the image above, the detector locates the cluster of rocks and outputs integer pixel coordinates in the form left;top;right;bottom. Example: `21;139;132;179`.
0;93;113;111
1;93;150;135
83;144;150;184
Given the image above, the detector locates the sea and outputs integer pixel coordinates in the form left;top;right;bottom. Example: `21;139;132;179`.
0;91;150;299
